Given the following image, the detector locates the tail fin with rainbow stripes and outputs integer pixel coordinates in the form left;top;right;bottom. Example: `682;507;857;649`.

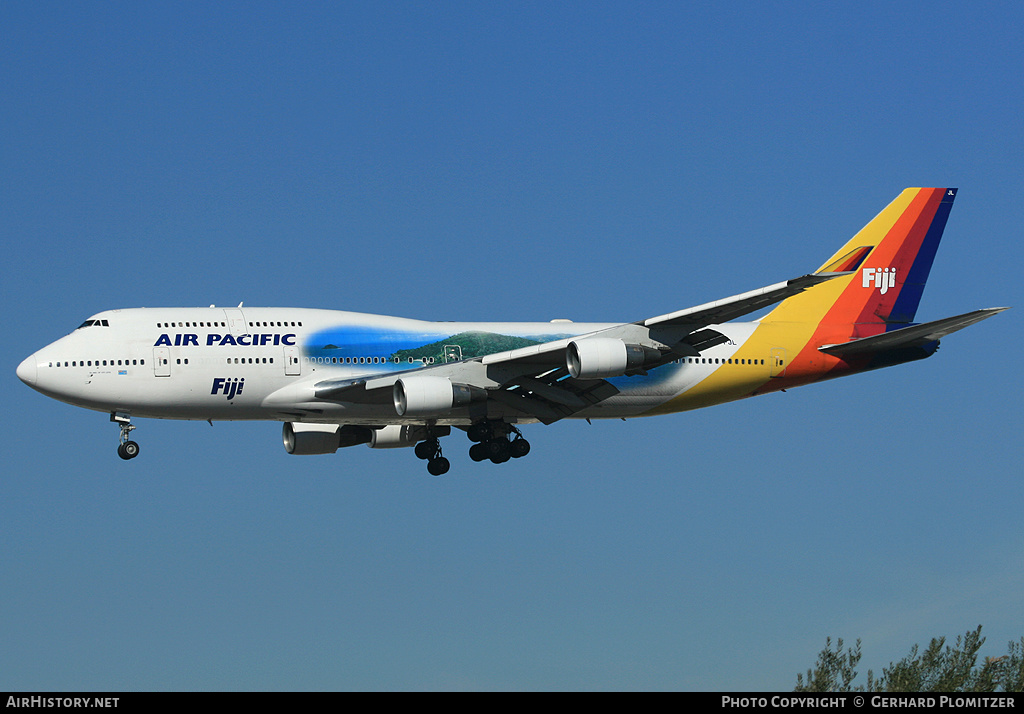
763;187;958;332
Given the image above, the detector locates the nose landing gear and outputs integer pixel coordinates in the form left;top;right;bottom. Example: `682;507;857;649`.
111;412;140;460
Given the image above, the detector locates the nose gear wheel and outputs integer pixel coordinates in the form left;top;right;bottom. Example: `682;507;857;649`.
111;412;140;460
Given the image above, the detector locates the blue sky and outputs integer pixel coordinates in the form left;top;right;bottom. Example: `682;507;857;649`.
2;1;1021;691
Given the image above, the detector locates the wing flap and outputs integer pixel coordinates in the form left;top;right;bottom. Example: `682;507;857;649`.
491;371;620;424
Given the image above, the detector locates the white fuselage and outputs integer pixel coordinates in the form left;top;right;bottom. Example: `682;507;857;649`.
17;306;762;426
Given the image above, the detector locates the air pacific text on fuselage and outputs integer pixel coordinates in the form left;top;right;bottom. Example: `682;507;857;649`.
153;333;296;347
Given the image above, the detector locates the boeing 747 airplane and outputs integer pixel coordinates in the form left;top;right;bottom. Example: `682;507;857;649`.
17;188;1008;474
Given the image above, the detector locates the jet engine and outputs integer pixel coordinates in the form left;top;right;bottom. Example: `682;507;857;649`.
283;423;372;454
393;376;486;417
369;424;451;448
283;422;341;455
566;338;662;379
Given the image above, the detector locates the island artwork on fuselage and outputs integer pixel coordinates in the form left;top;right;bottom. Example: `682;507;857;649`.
17;188;1008;475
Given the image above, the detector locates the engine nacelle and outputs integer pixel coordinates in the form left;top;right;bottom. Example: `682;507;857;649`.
283;422;341;455
369;424;452;449
566;338;661;379
393;376;486;417
283;423;373;454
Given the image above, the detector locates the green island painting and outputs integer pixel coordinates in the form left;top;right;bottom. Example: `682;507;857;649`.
391;331;543;363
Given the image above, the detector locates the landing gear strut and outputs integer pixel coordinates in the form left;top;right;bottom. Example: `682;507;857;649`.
414;436;450;476
111;412;140;460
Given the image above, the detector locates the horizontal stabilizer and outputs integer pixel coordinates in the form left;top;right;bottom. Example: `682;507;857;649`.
818;307;1009;357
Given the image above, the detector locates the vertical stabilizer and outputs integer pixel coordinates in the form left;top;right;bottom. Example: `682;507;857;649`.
763;187;957;330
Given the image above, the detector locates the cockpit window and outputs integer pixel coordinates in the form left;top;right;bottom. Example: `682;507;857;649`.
76;319;109;329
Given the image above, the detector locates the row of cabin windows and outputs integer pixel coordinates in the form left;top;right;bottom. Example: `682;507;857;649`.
153;357;279;366
306;356;435;365
50;355;776;370
49;357;282;368
166;357;278;365
301;356;770;367
154;321;304;328
51;359;144;367
672;357;773;366
158;321;226;328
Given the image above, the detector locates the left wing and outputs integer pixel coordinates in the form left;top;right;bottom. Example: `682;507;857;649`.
313;271;847;422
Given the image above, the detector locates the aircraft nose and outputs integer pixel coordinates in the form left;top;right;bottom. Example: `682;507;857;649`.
17;355;38;386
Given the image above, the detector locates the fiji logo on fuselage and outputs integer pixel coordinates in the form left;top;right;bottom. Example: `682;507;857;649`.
862;267;896;295
211;377;245;400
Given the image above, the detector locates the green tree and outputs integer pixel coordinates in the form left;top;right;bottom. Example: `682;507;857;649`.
794;637;863;692
795;626;1024;692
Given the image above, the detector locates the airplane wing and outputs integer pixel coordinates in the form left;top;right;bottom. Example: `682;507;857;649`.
313;271;848;423
641;272;847;328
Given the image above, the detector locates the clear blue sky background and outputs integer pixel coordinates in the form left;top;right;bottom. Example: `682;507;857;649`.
2;1;1021;691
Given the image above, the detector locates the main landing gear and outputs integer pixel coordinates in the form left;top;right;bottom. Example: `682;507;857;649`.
414;437;450;476
466;421;530;465
411;420;531;475
111;412;140;460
